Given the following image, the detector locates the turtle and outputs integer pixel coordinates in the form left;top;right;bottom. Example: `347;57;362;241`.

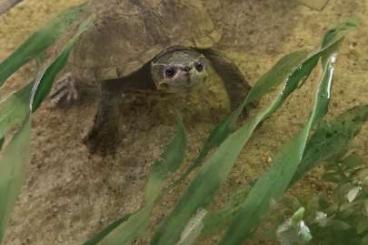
51;0;252;154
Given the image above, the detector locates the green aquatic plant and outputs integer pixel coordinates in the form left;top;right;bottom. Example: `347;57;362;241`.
0;3;362;244
309;153;368;244
275;145;368;244
84;118;187;245
82;21;360;245
0;4;93;242
152;20;357;245
0;4;86;86
201;103;368;243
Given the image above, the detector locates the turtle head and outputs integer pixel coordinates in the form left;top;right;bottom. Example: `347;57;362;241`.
151;49;208;93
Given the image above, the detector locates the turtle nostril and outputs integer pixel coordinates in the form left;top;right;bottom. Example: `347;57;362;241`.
183;66;192;72
194;62;204;72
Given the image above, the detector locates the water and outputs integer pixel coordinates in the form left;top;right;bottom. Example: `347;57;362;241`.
0;0;367;244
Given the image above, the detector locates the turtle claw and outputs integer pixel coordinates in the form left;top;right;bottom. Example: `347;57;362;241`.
50;72;79;107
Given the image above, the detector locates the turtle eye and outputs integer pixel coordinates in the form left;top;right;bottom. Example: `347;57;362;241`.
194;61;204;72
164;66;177;78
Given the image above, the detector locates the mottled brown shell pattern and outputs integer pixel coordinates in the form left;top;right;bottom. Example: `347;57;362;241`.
69;0;223;82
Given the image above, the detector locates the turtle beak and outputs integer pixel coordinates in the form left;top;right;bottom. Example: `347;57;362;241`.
158;82;170;90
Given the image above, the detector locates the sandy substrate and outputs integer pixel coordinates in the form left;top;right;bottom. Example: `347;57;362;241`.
0;0;367;244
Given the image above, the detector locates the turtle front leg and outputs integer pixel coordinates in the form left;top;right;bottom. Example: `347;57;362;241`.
84;65;156;155
83;83;122;155
201;49;253;115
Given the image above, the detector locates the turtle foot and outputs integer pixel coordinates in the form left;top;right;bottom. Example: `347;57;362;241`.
82;113;121;155
50;72;79;107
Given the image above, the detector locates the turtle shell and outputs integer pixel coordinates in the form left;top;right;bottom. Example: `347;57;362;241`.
70;0;223;82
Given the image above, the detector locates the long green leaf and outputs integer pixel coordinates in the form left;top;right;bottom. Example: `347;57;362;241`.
0;117;31;242
291;104;368;185
201;187;249;236
219;53;336;245
0;10;94;244
31;15;95;111
151;21;355;245
175;50;310;183
0;83;32;140
84;118;186;245
202;104;368;235
0;4;86;86
83;213;134;245
151;42;322;245
176;20;355;182
320;19;359;65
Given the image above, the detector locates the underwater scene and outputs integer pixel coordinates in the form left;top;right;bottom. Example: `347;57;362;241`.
0;0;367;244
